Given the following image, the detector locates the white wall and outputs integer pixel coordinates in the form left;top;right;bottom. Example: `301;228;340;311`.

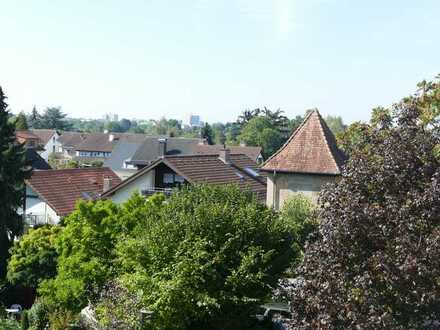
110;169;155;204
39;131;62;161
23;186;61;225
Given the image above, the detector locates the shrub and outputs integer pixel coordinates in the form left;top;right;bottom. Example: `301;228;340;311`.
7;226;61;289
0;318;20;330
27;298;50;330
21;310;29;330
117;185;298;329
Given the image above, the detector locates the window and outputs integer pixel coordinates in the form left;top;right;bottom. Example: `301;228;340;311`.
163;173;174;184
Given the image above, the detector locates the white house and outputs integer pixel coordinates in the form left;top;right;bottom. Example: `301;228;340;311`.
23;167;121;226
30;129;62;161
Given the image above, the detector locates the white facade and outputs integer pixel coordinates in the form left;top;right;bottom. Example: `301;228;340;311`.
39;131;62;161
110;169;155;204
23;186;61;225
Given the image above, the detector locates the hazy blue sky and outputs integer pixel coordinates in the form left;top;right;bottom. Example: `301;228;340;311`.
1;0;439;123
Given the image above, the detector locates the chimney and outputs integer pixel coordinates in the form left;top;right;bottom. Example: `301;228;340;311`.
239;141;246;147
109;134;115;142
158;138;167;157
103;177;111;192
219;148;230;164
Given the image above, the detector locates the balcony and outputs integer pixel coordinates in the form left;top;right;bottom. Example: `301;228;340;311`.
141;187;173;198
24;214;52;227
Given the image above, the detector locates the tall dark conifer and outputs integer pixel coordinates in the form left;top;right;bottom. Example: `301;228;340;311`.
0;86;31;279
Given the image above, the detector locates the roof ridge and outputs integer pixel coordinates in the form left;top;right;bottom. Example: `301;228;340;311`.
314;111;341;173
261;110;317;169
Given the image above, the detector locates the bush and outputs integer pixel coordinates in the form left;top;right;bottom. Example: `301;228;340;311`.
0;318;20;330
21;310;29;330
117;185;298;329
28;299;50;330
7;226;61;289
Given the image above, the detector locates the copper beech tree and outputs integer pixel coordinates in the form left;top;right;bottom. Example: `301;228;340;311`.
286;79;440;329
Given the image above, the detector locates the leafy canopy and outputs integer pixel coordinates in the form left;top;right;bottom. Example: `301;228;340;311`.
117;185;298;330
7;225;61;289
287;77;440;329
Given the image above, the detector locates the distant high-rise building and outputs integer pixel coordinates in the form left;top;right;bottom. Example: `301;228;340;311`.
186;114;202;127
103;113;119;122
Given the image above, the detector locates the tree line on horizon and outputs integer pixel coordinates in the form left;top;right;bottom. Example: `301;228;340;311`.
10;105;347;159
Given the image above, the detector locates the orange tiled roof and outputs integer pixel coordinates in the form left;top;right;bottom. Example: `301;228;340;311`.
26;167;121;216
261;110;346;175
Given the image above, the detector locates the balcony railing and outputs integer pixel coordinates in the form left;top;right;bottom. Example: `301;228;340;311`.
25;214;51;227
141;188;173;198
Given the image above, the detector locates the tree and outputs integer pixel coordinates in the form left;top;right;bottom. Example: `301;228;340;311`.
28;106;42;129
7;226;61;289
239;117;283;158
0;86;31;279
14;112;28;130
117;185;297;330
286;78;440;329
38;193;165;311
39;107;71;130
200;123;214;145
325;115;347;135
119;118;132;132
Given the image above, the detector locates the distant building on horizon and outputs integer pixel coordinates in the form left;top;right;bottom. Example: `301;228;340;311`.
186;114;202;127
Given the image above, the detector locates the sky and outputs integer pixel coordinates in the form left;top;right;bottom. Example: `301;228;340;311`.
1;0;439;124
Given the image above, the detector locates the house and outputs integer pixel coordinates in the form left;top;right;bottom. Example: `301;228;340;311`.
57;131;87;158
103;139;145;179
102;149;266;204
30;129;62;161
23;167;121;226
261;110;346;209
73;133;147;159
15;130;41;148
25;148;51;170
127;137;203;168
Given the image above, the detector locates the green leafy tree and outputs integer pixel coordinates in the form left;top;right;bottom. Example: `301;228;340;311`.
7;225;61;289
0;87;32;279
239;117;283;158
286;78;440;329
200;123;214;145
39;107;71;130
38;193;165;311
14;112;28;130
119;118;132;132
38;200;120;311
117;185;297;330
324;115;346;135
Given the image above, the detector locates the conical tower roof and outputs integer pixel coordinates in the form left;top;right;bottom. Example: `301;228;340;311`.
261;110;346;175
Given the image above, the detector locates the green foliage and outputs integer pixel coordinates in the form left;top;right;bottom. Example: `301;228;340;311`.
200;123;214;145
21;310;29;330
93;280;145;330
287;78;440;329
7;226;61;289
0;86;32;279
27;298;50;330
27;106;42;129
117;185;297;329
14;112;29;130
279;194;317;252
38;200;121;311
324;115;346;135
0;318;20;330
39;107;71;130
239;117;283;158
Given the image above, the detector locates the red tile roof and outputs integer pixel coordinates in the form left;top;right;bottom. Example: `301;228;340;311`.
261;110;346;175
103;153;267;201
30;129;57;145
16;130;40;141
26;167;121;216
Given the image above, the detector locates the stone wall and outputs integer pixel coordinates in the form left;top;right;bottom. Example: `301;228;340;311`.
266;172;337;209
